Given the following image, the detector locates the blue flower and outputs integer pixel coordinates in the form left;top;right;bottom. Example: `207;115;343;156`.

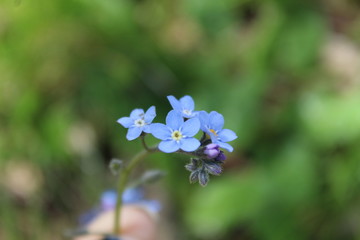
100;188;161;214
79;188;161;226
198;111;237;152
100;188;144;211
100;190;118;211
117;106;156;141
167;95;198;118
151;110;201;153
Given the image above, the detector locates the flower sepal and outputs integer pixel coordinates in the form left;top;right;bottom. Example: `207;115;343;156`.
185;157;224;187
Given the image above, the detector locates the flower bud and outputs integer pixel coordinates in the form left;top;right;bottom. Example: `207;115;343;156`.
204;143;220;158
205;162;222;176
189;170;199;184
215;152;226;162
109;158;123;176
199;170;209;187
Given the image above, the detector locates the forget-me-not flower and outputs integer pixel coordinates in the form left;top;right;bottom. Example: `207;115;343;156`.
100;188;160;213
117;106;156;141
167;95;198;118
198;111;237;152
79;188;160;226
151;110;201;153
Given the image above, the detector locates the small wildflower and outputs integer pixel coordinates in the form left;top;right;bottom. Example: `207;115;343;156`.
101;188;145;210
198;111;237;152
100;188;160;214
117;106;156;141
80;187;160;226
167;95;198;118
151;110;201;153
115;95;237;188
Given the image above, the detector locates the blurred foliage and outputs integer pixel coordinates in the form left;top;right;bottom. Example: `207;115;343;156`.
1;0;360;239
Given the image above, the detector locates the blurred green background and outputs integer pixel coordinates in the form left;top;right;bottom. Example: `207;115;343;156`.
1;0;360;239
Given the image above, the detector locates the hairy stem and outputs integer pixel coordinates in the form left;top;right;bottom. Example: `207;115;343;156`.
113;137;200;235
177;149;204;158
113;146;158;235
141;135;158;152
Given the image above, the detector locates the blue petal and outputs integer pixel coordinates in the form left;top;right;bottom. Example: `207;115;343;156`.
218;129;237;142
167;96;181;111
143;124;152;133
166;110;184;130
179;95;195;111
101;190;117;210
117;117;133;128
130;108;145;119
180;138;200;152
198;111;209;131
218;141;234;152
144;106;156;123
122;187;144;203
150;123;171;140
209;132;219;143
158;140;180;153
190;111;200;118
140;200;161;213
209;111;224;131
126;127;143;140
181;118;200;137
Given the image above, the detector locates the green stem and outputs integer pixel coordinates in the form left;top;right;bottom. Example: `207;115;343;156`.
113;147;157;235
112;137;200;235
141;135;158;152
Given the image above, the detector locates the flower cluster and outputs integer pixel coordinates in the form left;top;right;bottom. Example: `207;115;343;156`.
117;95;237;186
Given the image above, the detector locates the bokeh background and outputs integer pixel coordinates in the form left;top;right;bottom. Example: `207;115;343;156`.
1;0;360;239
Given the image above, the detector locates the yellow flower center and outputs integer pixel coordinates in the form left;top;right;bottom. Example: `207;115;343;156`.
171;130;183;141
210;129;218;136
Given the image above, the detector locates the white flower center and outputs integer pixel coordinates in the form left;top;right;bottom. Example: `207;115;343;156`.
134;119;145;127
171;130;183;141
182;109;192;116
